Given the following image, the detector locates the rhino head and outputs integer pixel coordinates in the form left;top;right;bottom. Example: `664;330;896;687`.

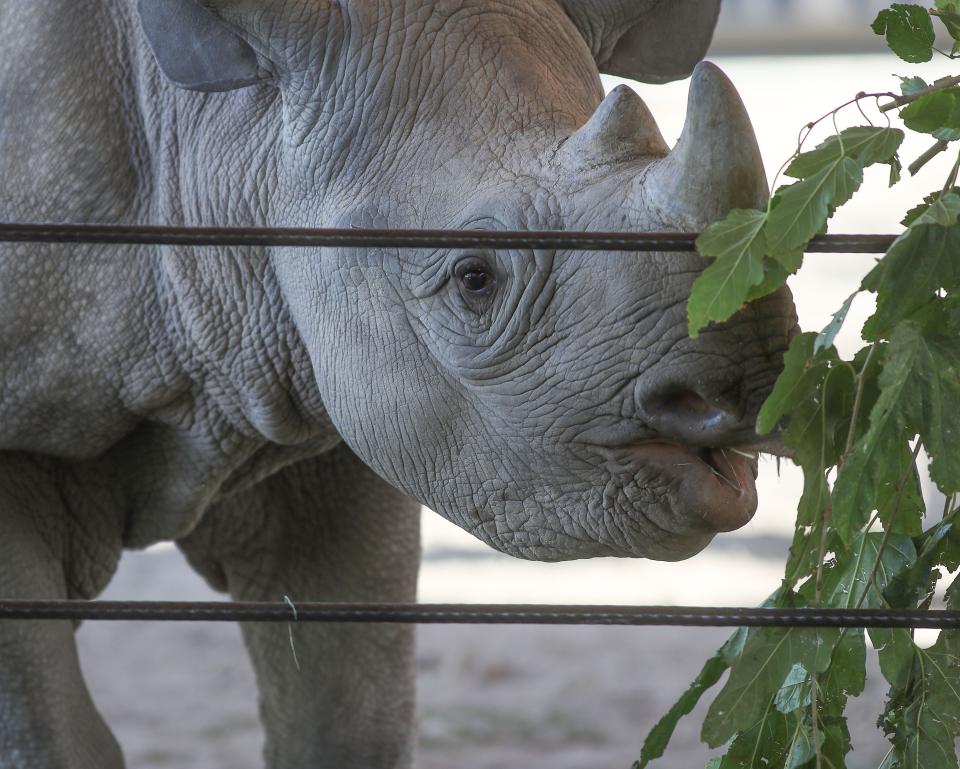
140;0;797;561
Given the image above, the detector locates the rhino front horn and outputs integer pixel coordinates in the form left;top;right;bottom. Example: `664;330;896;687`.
560;85;669;168
647;62;768;229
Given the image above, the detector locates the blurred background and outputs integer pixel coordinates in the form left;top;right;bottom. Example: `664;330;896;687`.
76;3;959;768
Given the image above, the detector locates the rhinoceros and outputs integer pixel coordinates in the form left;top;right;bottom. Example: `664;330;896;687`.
0;0;795;766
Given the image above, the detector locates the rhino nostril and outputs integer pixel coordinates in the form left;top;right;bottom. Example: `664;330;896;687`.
641;387;745;446
660;390;714;415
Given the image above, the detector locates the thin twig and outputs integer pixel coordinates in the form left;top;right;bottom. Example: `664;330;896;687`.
879;75;960;113
843;345;878;462
942;151;960;196
854;442;924;612
909;140;951;177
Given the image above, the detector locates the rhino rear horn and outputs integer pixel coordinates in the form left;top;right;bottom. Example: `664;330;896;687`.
558;0;721;84
559;85;668;168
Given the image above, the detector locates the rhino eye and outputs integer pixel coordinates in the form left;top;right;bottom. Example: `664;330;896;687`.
455;257;497;308
461;270;494;293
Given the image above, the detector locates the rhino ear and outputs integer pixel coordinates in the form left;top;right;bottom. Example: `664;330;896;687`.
559;0;721;84
138;0;267;92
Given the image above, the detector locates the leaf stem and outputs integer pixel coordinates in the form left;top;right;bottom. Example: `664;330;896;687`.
909;140;950;177
879;74;960;113
854;441;923;611
843;345;878;461
941;151;960;196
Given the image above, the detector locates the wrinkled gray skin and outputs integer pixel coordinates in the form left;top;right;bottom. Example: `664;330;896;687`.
0;0;796;766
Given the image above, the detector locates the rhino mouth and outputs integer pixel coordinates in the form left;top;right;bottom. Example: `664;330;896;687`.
624;440;760;534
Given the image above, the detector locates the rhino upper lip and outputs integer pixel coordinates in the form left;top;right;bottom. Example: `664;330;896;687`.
578;423;798;499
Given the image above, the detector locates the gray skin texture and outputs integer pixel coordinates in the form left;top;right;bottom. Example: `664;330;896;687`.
0;1;796;767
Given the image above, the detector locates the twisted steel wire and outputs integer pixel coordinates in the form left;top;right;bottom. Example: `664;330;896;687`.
0;601;957;628
0;223;896;252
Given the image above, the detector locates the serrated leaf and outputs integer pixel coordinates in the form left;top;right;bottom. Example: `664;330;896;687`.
815;292;857;354
935;0;960;40
689;209;768;337
713;703;791;769
833;424;923;542
872;626;916;690
784;363;856;469
864;217;960;340
879;320;960;493
702;627;836;747
872;4;936;63
784;719;821;769
636;653;729;768
786;127;904;180
901;187;960;226
901;76;930;96
767;157;863;254
823;531;916;609
825;628;867;697
882;633;960;769
757;333;824;434
884;523;954;610
901;89;960;140
775;663;811;713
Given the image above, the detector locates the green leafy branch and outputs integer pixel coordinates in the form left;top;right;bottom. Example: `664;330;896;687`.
640;4;960;769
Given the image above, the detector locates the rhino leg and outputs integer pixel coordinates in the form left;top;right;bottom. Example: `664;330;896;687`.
0;457;123;769
179;444;421;769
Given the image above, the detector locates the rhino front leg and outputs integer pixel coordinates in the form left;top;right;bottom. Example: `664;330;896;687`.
179;444;421;769
0;457;124;769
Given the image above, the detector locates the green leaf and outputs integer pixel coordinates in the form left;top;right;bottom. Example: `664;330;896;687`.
774;663;811;713
757;333;824;434
702;627;836;747
935;0;960;40
901;76;930;96
689;210;768;337
767;157;863;254
901;89;960;141
883;522;955;610
879;320;960;494
901;187;960;226
872;4;936;63
882;633;960;769
713;702;792;769
784;363;856;470
786;127;904;179
784;719;821;769
815;291;857;354
636;653;729;768
822;531;916;609
872;626;916;690
863;226;960;339
825;628;867;698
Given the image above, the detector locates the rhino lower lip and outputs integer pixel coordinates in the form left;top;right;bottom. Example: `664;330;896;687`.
621;440;760;532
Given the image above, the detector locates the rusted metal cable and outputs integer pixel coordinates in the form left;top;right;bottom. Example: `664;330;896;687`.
0;223;896;253
0;600;956;628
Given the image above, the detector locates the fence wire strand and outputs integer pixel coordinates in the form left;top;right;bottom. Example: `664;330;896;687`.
0;223;896;252
0;601;957;628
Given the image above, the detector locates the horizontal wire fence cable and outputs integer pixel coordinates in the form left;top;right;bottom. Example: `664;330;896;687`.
0;223;896;253
0;601;958;628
